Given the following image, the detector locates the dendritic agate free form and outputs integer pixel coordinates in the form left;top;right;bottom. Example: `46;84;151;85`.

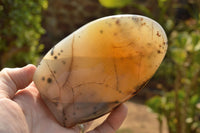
33;15;168;127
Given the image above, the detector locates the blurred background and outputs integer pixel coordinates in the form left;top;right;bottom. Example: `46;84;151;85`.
0;0;200;133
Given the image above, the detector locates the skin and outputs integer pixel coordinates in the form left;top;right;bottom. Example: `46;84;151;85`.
0;64;127;133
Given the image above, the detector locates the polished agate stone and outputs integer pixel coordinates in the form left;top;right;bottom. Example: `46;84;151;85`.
33;15;168;127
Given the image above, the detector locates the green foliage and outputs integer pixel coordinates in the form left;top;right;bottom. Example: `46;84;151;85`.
160;30;200;133
147;90;200;133
149;21;200;132
99;0;200;133
0;0;47;68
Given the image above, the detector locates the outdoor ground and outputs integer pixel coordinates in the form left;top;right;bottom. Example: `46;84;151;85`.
89;98;168;133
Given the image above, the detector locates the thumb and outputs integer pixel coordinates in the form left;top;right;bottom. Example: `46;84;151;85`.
0;64;36;99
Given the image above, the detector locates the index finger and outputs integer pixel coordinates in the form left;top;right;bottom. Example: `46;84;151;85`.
88;104;128;133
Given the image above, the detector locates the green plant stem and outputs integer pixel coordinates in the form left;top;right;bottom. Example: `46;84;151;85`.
182;67;187;133
174;65;182;133
158;117;163;133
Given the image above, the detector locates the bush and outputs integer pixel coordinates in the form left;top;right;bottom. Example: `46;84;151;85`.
147;29;200;133
0;0;47;69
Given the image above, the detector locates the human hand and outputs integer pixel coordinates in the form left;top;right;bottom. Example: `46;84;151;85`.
0;64;127;133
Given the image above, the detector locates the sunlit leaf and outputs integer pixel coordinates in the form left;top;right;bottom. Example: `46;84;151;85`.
171;48;187;65
98;0;132;8
186;117;193;124
146;96;163;114
190;95;199;106
194;41;200;51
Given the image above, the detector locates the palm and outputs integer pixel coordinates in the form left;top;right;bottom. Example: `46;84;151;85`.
0;65;127;133
14;85;78;133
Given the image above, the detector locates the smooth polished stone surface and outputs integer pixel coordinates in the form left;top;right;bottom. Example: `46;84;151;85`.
33;15;168;127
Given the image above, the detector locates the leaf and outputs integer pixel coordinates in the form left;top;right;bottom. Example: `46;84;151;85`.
146;96;163;114
98;0;132;8
178;90;185;100
194;40;200;51
194;50;200;65
171;48;187;65
186;117;193;124
190;94;199;105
